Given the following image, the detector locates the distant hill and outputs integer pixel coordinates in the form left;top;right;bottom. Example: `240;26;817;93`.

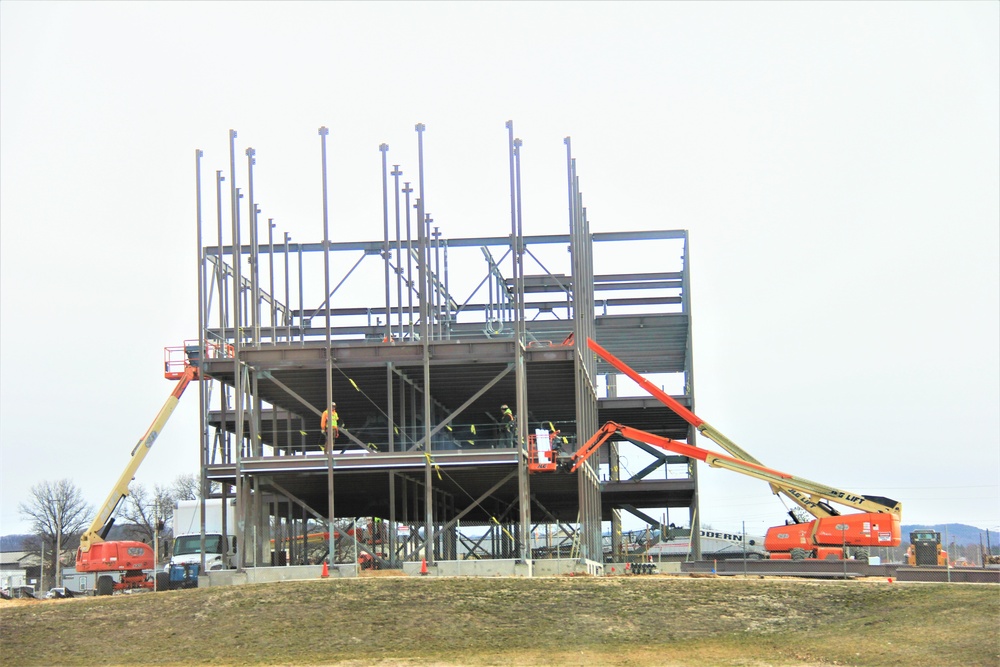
901;523;999;547
0;535;32;551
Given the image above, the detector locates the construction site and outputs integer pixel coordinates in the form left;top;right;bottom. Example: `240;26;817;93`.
167;123;701;579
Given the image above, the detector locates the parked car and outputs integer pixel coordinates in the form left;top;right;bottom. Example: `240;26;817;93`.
45;587;74;599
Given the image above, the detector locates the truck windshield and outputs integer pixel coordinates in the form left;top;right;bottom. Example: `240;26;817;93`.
173;535;225;556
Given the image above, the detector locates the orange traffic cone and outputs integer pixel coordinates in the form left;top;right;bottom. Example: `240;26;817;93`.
420;558;428;575
320;560;329;578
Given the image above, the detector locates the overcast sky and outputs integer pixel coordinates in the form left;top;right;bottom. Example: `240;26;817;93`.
2;2;997;539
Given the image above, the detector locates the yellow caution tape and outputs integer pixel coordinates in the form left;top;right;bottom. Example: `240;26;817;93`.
470;424;477;435
350;378;360;392
423;450;443;480
490;516;516;541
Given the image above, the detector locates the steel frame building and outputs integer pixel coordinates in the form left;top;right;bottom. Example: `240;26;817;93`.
182;125;703;572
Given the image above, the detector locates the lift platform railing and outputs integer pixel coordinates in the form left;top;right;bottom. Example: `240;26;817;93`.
164;340;235;380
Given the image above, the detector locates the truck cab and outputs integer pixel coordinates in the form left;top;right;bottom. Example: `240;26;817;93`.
168;498;238;581
171;533;237;572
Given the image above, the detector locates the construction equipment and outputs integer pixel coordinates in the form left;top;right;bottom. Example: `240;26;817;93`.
528;338;902;561
906;530;948;566
75;345;205;595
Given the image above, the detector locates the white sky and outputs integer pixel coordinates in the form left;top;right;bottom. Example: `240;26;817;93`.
2;2;997;538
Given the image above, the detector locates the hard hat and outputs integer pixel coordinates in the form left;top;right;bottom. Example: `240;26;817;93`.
501;404;508;409
331;402;337;407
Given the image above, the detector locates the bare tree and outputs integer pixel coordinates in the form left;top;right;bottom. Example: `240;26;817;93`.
120;483;174;551
170;473;219;501
170;474;200;501
18;479;93;590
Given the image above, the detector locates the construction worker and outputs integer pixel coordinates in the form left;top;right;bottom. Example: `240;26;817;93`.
321;402;339;451
500;404;515;446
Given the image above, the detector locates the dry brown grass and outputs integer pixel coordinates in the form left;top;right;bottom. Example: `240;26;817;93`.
2;575;997;666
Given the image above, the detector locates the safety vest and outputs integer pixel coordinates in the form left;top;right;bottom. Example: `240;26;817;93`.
321;409;339;430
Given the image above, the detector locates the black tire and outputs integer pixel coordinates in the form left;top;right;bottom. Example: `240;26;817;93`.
790;548;809;561
155;572;170;591
96;575;114;597
852;548;869;561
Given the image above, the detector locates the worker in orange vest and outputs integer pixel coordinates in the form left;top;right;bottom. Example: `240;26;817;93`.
321;402;339;451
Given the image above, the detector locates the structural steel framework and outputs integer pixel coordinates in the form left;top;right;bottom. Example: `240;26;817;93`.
184;123;703;571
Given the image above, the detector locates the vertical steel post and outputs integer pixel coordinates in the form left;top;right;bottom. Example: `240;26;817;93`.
215;169;230;463
380;143;391;342
228;130;245;570
443;240;450;339
681;231;701;560
319;126;335;567
507;123;531;565
403;182;414;339
246;148;259;346
416;122;434;564
283;232;291;343
432;226;441;339
268;218;275;344
297;241;304;344
195;149;209;573
215;170;227;352
392;165;403;340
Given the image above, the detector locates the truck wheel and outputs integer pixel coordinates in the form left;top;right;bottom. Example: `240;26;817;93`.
852;548;869;561
155;572;170;591
790;548;809;561
96;575;114;596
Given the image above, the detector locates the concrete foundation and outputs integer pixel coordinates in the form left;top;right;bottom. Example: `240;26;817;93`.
198;558;634;587
202;564;356;587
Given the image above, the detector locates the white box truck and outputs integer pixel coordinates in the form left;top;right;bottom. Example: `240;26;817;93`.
161;498;237;589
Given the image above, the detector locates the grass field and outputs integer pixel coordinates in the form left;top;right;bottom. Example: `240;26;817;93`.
2;574;998;666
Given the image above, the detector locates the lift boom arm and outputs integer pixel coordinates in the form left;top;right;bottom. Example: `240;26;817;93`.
569;421;898;519
586;338;901;519
78;364;200;554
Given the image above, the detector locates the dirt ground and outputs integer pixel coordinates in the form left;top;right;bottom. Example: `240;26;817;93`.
2;574;997;666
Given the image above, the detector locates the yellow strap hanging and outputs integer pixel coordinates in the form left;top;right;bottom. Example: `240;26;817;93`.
490;516;516;541
423;450;442;480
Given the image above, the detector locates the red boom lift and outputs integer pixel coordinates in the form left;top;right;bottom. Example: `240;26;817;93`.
529;338;902;560
75;344;206;595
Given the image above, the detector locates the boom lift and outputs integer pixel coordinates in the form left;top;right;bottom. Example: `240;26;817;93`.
529;338;902;560
75;345;204;595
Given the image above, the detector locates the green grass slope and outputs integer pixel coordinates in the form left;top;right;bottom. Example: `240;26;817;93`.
2;576;997;666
